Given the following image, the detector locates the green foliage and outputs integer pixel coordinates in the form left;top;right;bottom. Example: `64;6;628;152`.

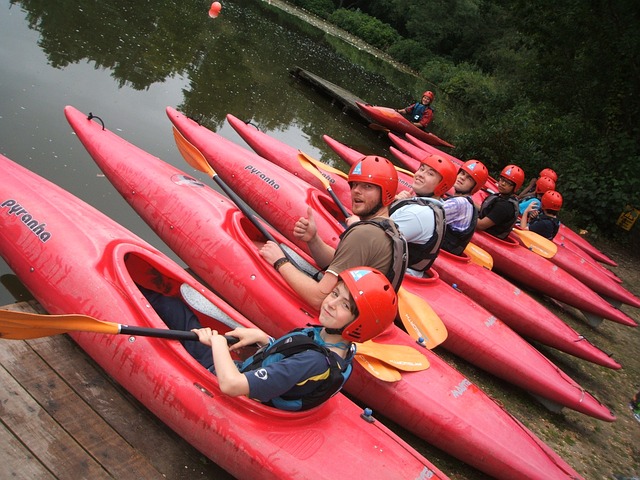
328;8;401;51
287;0;336;18
387;39;430;71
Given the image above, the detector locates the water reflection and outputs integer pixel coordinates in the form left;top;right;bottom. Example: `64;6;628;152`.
1;0;426;305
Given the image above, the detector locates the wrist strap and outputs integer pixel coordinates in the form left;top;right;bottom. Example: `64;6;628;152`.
273;257;290;271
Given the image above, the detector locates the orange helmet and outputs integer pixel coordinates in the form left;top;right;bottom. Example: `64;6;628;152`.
422;91;434;101
535;175;556;194
338;267;397;342
348;156;398;206
459;159;489;194
539;168;558;182
541;190;563;211
419;154;458;196
500;165;525;191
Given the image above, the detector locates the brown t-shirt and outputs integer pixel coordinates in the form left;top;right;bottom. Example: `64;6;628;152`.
326;221;394;279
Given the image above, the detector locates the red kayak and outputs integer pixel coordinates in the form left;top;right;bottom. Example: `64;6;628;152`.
472;231;637;327
229;115;620;370
0;152;444;480
557;224;618;267
356;102;455;148
167;106;616;422
67;104;587;479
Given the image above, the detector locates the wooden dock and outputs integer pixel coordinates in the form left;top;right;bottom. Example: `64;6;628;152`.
0;300;232;480
289;66;370;121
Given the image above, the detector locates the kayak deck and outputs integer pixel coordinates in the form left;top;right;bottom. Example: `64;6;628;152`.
0;301;231;479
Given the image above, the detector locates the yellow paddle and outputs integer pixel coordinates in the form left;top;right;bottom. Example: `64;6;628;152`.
464;242;494;270
354;355;401;382
295;151;448;349
355;339;429;371
512;228;557;258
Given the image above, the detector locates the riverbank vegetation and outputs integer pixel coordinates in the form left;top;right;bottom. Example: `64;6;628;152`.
287;0;639;240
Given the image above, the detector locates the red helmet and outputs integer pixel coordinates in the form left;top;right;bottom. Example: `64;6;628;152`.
338;267;397;342
500;165;525;191
535;175;556;194
348;156;398;206
422;91;434;101
539;168;558;182
541;190;563;211
419;154;458;196
459;159;489;194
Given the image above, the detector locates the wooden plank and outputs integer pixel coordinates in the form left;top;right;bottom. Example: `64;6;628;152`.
0;421;56;479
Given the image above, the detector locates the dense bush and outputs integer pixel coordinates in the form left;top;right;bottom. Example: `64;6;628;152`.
328;8;401;51
287;0;335;18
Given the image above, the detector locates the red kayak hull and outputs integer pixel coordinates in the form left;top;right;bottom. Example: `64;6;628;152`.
1;151;442;480
472;232;637;327
356;102;455;148
67;105;586;479
166;107;615;422
557;224;618;266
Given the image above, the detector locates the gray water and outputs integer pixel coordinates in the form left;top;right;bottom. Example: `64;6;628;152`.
0;0;427;305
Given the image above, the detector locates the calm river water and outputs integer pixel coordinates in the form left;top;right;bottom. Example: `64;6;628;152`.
0;0;428;305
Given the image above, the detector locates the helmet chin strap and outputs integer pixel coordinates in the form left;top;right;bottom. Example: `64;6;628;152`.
307;324;350;350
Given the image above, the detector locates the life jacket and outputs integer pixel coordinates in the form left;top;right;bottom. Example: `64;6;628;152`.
441;196;478;256
389;197;445;272
339;218;408;292
410;102;433;123
530;212;560;240
239;327;353;411
479;193;519;239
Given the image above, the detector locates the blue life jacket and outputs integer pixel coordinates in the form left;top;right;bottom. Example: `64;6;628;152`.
410;102;432;123
239;327;353;411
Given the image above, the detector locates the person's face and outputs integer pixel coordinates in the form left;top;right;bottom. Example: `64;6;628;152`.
497;176;516;194
412;164;442;196
350;182;383;218
319;282;356;330
454;169;476;194
421;94;432;105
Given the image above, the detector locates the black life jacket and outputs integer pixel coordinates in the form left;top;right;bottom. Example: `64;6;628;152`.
530;212;561;240
479;193;519;239
389;197;446;272
339;217;408;292
239;327;354;411
441;196;478;256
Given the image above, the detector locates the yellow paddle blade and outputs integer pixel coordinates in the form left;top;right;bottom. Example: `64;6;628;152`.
397;287;447;349
354;354;402;382
395;165;415;177
512;228;557;258
298;152;331;189
172;126;215;178
0;310;120;340
355;340;429;371
464;242;494;270
298;151;348;179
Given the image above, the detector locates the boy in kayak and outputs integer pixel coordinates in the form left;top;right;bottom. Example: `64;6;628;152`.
520;190;563;240
476;165;525;239
260;155;407;310
397;91;435;129
388;154;458;276
518;167;558;199
143;267;397;411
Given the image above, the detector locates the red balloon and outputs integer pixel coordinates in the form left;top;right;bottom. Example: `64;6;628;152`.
209;2;222;18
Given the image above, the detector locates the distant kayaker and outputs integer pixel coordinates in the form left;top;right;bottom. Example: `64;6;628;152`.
517;175;556;215
141;267;397;411
476;165;525;239
259;155;407;310
520;190;563;240
517;167;558;200
388;154;458;276
396;91;435;129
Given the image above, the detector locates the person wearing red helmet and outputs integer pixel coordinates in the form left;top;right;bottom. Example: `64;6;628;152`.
397;90;435;129
521;190;563;240
390;154;457;276
518;175;556;215
517;167;559;199
141;267;397;411
476;164;525;239
440;159;490;255
260;155;407;310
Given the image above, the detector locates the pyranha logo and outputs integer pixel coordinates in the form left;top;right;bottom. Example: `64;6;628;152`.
244;165;280;190
1;199;51;243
